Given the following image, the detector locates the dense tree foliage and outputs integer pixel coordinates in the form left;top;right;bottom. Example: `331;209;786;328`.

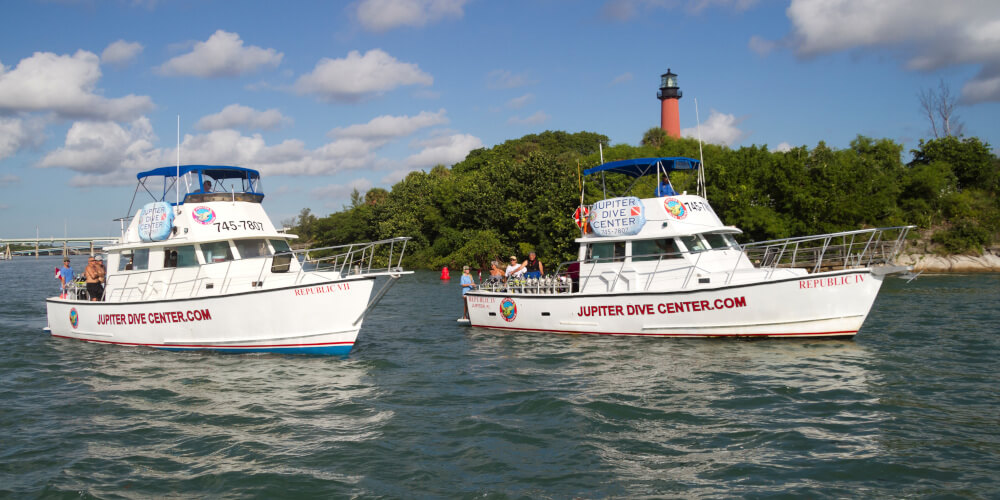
291;131;999;269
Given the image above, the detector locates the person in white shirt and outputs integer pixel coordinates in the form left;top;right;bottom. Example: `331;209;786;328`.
505;255;525;278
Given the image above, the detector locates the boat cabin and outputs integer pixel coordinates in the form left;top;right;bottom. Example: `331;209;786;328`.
101;165;302;301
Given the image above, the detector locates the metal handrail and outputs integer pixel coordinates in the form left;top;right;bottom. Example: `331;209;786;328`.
86;237;411;303
740;226;914;274
533;225;915;294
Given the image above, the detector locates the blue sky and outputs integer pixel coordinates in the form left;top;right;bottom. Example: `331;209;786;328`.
2;0;999;238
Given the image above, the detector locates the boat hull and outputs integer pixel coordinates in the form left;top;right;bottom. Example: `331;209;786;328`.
466;270;884;338
46;277;376;355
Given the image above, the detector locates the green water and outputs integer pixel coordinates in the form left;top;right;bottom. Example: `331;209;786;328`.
2;257;998;498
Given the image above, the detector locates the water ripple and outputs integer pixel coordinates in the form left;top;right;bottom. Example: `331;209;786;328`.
1;262;998;497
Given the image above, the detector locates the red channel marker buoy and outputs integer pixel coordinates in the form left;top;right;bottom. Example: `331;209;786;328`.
440;266;451;280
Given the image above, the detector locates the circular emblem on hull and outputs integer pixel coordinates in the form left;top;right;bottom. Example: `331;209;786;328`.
192;206;216;225
69;308;79;329
664;197;688;220
500;298;518;322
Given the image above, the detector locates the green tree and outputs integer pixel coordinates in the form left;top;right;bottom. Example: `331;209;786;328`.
640;127;667;148
910;136;997;191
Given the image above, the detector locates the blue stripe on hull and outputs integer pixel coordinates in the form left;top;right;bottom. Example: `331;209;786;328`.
160;345;354;356
51;334;355;356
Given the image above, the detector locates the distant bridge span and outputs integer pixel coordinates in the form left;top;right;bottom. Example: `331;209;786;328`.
0;236;121;259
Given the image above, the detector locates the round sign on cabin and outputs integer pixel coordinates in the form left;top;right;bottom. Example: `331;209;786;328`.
588;197;645;236
138;201;174;242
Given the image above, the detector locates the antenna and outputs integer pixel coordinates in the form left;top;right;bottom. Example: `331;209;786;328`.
694;98;706;199
176;115;180;206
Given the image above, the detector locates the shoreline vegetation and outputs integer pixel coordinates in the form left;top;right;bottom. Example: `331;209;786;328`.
288;131;999;273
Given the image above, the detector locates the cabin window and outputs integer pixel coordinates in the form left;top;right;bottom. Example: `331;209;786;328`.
703;233;735;250
122;248;150;271
235;239;271;259
680;236;708;253
164;245;198;268
632;239;684;261
723;234;740;248
118;252;134;271
201;241;234;263
588;241;625;262
269;239;292;253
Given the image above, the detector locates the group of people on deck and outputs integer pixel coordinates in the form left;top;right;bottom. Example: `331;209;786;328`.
459;251;544;320
57;255;106;301
494;251;544;280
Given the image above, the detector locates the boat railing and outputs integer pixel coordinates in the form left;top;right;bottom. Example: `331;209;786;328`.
478;274;573;294
546;250;710;293
494;226;913;296
295;237;410;280
99;237;410;302
734;225;914;282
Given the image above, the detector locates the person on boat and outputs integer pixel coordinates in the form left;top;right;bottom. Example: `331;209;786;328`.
524;251;543;279
460;265;476;320
489;260;504;278
165;250;178;268
657;175;677;197
84;256;105;301
506;255;526;279
203;180;212;193
58;258;74;298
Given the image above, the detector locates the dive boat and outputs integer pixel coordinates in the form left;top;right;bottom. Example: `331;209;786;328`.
45;165;411;355
465;157;912;338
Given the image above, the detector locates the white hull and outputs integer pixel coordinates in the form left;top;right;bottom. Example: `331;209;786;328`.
466;269;884;338
47;277;376;355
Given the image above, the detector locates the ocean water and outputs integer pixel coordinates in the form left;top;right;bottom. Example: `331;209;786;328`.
1;256;998;498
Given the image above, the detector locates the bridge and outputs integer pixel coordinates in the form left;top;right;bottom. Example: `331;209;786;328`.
0;237;120;260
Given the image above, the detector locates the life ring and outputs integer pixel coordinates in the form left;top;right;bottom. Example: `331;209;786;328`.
573;206;590;232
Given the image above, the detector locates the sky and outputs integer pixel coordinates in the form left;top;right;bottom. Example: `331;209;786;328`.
2;0;999;239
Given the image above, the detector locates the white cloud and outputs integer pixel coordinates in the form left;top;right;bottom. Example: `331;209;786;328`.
775;141;793;152
157;30;283;78
779;0;1000;102
38;119;391;185
0;50;153;120
0;118;34;161
610;72;633;85
507;111;550;125
195;104;291;131
748;35;778;56
38;118;159;176
101;40;143;66
0;174;19;186
405;133;482;168
328;109;447;141
506;94;533;109
294;49;433;102
487;69;533;89
681;110;748;146
357;0;467;32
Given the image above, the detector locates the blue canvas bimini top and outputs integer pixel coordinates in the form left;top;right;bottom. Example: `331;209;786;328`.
137;165;260;181
584;157;700;178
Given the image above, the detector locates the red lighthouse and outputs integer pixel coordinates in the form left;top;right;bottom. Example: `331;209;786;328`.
657;68;682;138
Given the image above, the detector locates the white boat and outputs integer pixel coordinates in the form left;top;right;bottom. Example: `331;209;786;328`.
465;157;912;338
46;165;411;355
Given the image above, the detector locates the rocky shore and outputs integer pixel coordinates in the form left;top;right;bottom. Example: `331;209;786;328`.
897;247;1000;272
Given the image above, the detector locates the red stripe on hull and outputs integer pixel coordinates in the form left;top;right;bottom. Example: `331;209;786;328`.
50;334;354;349
467;325;857;337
